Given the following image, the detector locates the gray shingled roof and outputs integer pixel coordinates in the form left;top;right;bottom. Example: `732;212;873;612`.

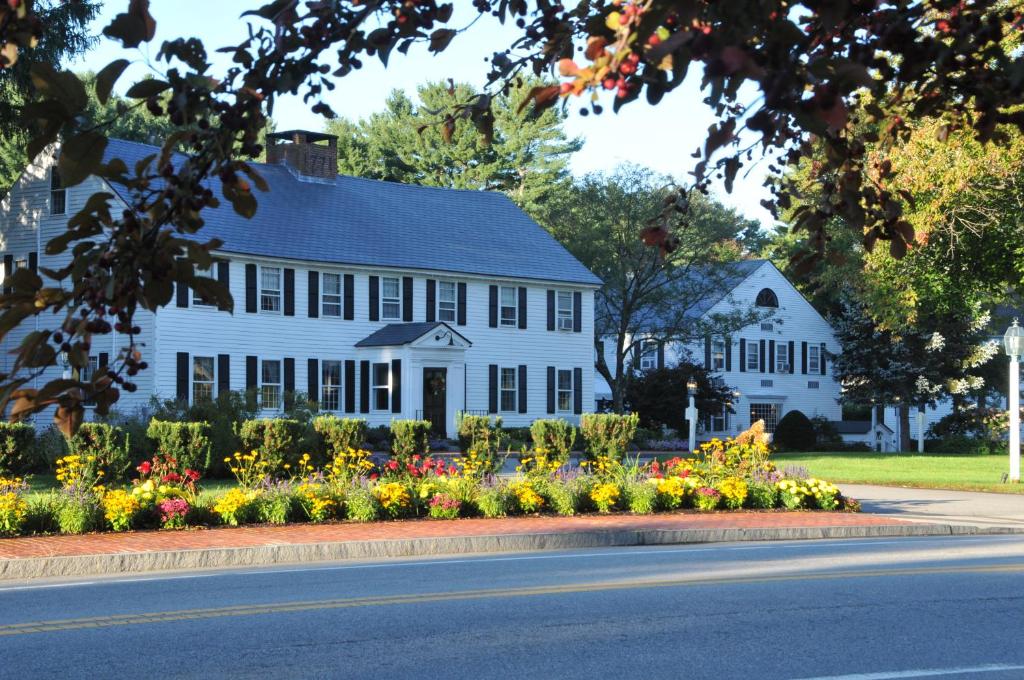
100;138;602;286
355;322;470;347
830;420;893;434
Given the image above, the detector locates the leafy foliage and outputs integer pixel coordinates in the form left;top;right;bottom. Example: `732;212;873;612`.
389;419;431;464
624;363;732;435
579;412;640;462
0;422;34;475
772;410;817;452
236;419;304;473
145;419;212;474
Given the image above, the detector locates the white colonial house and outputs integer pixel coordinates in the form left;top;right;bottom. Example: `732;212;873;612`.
0;131;602;437
596;259;843;437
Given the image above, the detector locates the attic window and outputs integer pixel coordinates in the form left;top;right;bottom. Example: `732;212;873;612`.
50;168;66;215
755;288;778;308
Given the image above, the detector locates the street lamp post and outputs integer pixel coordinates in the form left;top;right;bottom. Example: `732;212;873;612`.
893;396;902;453
916;404;925;454
1003;320;1024;483
686;379;698;454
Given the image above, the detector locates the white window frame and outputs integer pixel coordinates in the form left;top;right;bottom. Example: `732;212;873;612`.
776;342;790;373
556;368;573;413
437;280;457;323
193;356;215;403
381;277;401;320
321;360;342;411
260;359;282;411
808;345;821;373
746;339;759;371
711;407;727;432
322;273;342;317
639;340;658;371
50;167;66;216
712;338;725;371
750;403;780;433
192;263;215;307
499;367;517;412
260;266;282;314
499;286;517;327
372;362;390;411
556;290;573;331
82;356;99;407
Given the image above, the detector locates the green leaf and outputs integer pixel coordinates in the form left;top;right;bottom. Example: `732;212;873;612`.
125;78;171;99
429;29;457;54
58;132;108;188
95;59;131;105
29;64;88;113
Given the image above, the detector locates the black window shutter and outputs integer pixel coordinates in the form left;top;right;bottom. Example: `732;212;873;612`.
518;365;528;414
657;341;665;369
425;279;436;323
343;274;354;320
573;367;583;414
801;341;808;374
307;358;318;405
368;276;379;321
283;268;295;316
218;354;230;395
176;279;189;308
759;339;766;373
788;340;796;374
99;352;109;372
768;340;776;374
573;291;582;333
547;290;555;331
517;287;527;329
245;264;257;313
307;271;319;318
704;337;712;369
176;352;189;403
28;251;37;273
246;355;257;390
725;337;732;371
391;358;402;413
283;357;295;394
402;276;413;322
820;343;827;375
488;285;498;327
344;360;356;413
546;366;556;414
359;360;370;413
457;282;467;326
739;339;746;372
488;364;498;414
217;260;229;287
2;254;12;295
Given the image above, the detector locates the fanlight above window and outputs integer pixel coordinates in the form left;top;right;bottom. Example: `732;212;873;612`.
755;288;779;308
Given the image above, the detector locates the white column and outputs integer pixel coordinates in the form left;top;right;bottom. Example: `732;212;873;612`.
686;395;697;453
1010;357;1020;482
916;407;925;453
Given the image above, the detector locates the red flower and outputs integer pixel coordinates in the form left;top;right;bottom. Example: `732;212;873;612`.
387;460;399;471
412;454;421;462
184;469;200;482
162;472;182;483
369;473;379;481
137;461;152;475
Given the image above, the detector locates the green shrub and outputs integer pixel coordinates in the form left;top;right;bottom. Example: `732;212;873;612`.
66;422;132;482
773;410;817;451
579;412;639;462
57;494;102;534
32;426;67;472
236;418;304;472
456;413;505;474
748;482;778;509
624;478;657;514
146;420;213;473
365;425;391;451
151;391;259;477
530;419;576;465
184;499;218;527
390;419;431;463
313;416;368;457
0;423;34;475
476;483;512;518
257;487;297;525
97;409;153;468
345;484;380;522
24;494;59;534
502;427;532;450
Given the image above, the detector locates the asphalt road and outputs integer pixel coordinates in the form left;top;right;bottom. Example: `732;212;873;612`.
840;484;1024;529
2;535;1024;680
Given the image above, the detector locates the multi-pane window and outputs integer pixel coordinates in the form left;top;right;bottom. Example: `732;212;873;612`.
746;339;759;371
82;356;99;406
712;339;725;370
807;380;820;389
557;369;573;412
321;360;341;411
193;263;215;306
261;266;281;313
437;281;456;322
556;291;573;331
499;286;517;327
760;322;774;331
50;168;66;215
500;367;517;412
372;362;390;410
261;359;281;410
639;340;658;370
322;273;342;317
193;356;215;403
381;277;401;320
750;403;780;433
711;407;727;432
808;345;821;373
776;343;790;373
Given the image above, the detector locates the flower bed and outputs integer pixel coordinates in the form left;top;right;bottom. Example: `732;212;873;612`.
0;423;857;538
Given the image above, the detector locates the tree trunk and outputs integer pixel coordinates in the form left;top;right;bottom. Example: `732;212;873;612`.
899;405;911;452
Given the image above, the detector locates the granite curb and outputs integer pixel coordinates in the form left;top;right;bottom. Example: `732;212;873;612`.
2;522;1020;582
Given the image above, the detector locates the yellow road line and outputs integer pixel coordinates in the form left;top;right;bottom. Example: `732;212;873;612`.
2;562;1022;637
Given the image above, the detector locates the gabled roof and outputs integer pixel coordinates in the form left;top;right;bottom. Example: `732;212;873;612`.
98;138;602;286
355;322;470;347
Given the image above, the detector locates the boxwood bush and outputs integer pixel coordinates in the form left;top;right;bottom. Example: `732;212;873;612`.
773;410;816;451
0;423;35;475
66;422;132;482
237;419;304;472
579;412;639;462
390;420;431;463
529;419;576;465
313;416;368;456
146;419;213;473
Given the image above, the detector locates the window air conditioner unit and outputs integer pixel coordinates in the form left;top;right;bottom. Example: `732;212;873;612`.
558;317;574;331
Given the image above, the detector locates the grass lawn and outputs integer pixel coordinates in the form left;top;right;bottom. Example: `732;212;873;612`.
772;451;1024;494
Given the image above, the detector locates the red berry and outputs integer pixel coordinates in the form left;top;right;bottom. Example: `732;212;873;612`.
647;34;661;46
559;82;573;94
602;78;617;90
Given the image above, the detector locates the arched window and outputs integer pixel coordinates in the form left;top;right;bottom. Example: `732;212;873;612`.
755;288;778;308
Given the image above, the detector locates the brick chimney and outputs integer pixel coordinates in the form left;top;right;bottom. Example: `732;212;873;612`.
265;130;338;181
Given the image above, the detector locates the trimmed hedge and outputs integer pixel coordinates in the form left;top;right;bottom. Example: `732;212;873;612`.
0;423;34;475
237;419;304;472
66;422;132;482
390;420;431;463
580;412;639;462
529;419;576;466
146;420;213;473
773;410;816;451
313;416;368;456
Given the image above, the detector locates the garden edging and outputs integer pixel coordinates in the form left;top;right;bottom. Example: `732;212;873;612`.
2;520;1019;582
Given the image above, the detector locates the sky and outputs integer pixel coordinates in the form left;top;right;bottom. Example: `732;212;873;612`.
70;1;777;228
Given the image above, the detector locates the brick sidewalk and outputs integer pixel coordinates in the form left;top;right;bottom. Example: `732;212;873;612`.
0;511;909;561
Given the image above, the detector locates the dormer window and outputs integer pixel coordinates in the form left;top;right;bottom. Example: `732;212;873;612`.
755;288;778;308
